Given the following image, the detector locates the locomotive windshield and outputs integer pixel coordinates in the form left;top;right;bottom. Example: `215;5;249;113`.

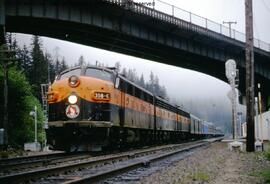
60;69;81;80
85;68;113;82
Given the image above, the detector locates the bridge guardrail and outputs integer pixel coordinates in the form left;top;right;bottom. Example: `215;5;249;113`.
104;0;270;53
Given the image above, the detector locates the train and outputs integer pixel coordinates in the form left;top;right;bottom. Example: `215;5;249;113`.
46;66;223;151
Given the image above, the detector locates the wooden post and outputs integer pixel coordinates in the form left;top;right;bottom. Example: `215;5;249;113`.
245;0;255;152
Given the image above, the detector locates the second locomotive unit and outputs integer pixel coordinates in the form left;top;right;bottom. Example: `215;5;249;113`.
46;66;222;151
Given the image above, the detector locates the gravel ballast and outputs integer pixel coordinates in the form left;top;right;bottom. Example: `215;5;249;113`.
135;142;270;184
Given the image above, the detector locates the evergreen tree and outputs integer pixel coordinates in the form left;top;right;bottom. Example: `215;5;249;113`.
7;37;32;75
19;45;32;76
139;74;145;88
29;36;48;99
54;58;61;75
44;52;54;83
76;55;85;66
121;67;127;77
149;71;155;92
114;62;121;73
127;68;138;82
60;57;68;72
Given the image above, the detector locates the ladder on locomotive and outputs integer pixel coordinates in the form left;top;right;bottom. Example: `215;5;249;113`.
41;84;49;129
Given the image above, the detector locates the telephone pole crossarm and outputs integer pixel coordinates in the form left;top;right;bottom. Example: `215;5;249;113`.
223;21;237;38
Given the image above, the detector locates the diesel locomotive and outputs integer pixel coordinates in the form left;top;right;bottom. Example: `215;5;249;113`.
46;66;223;151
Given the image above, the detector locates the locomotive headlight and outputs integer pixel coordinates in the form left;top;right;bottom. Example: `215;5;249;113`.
68;95;78;104
94;92;110;100
68;75;80;87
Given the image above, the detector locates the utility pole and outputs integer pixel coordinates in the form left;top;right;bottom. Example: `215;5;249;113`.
245;0;255;152
0;44;16;147
223;21;237;38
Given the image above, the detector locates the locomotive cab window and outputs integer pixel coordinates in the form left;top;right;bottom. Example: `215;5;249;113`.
59;69;81;80
85;68;114;82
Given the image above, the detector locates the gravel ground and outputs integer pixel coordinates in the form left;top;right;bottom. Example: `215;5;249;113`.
135;142;270;184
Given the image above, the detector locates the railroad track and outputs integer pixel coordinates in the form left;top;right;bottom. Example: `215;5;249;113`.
0;152;92;175
0;137;222;184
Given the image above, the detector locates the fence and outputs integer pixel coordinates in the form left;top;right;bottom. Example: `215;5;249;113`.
105;0;270;52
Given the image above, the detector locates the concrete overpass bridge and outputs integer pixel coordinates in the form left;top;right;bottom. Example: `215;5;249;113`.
1;0;270;109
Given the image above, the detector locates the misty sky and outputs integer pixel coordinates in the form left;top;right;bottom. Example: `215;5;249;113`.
14;0;270;103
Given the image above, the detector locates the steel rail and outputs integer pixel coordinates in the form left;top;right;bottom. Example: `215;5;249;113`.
0;152;66;165
0;153;91;174
0;137;222;184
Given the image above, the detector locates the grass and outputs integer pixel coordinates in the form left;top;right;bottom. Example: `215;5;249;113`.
261;170;270;184
0;149;24;158
248;170;261;177
248;170;270;183
0;151;9;158
256;147;270;183
263;148;270;183
190;172;210;182
264;151;270;161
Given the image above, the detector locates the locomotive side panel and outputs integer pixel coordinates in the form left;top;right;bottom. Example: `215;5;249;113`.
155;107;176;131
117;77;154;130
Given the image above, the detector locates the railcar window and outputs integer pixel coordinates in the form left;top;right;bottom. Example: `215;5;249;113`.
85;68;113;82
119;79;126;91
142;92;147;101
146;94;150;103
127;83;134;96
149;95;153;103
60;69;81;80
135;87;141;98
